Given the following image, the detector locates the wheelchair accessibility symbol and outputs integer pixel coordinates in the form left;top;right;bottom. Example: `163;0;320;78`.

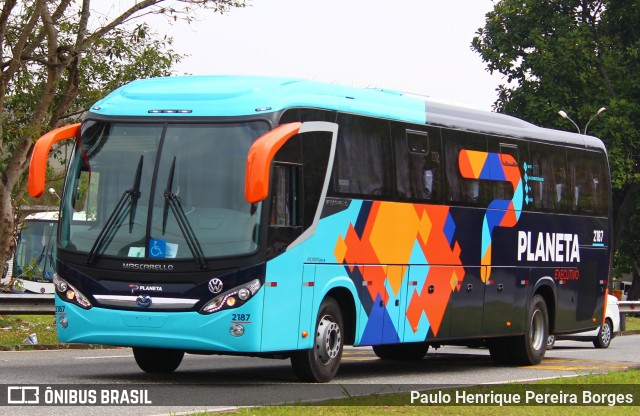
149;239;166;258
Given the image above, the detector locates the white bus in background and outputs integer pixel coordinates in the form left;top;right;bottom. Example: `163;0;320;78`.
6;211;59;294
2;253;13;289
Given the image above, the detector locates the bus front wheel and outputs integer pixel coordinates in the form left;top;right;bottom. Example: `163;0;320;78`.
133;347;184;373
291;297;344;382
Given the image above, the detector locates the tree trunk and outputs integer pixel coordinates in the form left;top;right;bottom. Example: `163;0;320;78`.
628;259;640;301
0;181;16;270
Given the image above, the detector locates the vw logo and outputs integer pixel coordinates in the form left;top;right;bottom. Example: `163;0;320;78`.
136;295;152;308
208;278;224;294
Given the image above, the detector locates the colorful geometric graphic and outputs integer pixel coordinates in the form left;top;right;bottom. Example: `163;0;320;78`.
334;201;465;342
458;150;523;282
332;150;523;345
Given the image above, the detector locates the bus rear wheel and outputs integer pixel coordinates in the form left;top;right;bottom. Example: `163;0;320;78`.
372;342;429;360
133;347;184;373
509;294;548;365
291;297;344;382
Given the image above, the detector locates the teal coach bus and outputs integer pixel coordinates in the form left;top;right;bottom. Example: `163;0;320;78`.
28;76;612;382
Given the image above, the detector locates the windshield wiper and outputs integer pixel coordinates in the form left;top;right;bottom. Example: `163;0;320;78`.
162;157;207;270
87;155;143;265
35;223;56;280
129;154;143;232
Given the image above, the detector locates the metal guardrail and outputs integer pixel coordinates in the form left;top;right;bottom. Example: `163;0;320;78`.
618;301;640;332
1;295;639;316
0;294;55;314
618;301;640;314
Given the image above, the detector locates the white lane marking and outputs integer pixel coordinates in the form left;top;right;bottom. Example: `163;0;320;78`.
75;355;133;359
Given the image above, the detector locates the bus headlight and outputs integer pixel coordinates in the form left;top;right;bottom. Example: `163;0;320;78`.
200;278;261;314
53;274;92;309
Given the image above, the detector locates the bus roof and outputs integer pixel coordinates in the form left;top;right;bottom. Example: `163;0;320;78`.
89;76;605;151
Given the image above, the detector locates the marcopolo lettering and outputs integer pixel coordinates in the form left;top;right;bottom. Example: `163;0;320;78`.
517;231;580;263
122;263;174;271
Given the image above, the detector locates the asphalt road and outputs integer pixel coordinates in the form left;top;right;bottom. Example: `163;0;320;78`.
1;333;639;416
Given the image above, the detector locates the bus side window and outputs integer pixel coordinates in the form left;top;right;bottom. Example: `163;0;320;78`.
330;114;392;199
487;141;519;201
393;125;443;203
552;149;569;212
528;143;569;213
267;135;303;259
442;129;489;206
270;164;301;227
570;150;608;216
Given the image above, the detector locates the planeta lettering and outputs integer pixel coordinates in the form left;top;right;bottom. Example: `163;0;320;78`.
517;231;580;263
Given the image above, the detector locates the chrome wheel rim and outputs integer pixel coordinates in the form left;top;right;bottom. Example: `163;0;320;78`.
315;314;341;365
530;309;545;351
601;323;611;345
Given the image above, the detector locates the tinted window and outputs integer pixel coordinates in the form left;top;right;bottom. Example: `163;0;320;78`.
527;143;569;213
486;139;522;202
329;114;392;199
394;124;443;203
570;150;609;216
442;129;489;206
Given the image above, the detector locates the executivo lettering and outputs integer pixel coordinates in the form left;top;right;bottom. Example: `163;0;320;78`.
517;231;580;263
122;263;174;271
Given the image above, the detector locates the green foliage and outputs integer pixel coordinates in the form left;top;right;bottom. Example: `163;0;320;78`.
0;1;247;264
472;0;640;279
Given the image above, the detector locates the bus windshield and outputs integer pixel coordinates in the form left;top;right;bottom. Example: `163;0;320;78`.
60;120;269;262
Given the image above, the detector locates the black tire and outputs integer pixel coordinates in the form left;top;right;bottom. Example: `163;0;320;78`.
372;342;429;360
546;334;556;350
510;294;548;365
291;297;344;382
133;347;184;373
593;318;613;349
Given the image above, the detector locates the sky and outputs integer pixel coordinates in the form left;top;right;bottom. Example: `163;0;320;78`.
98;0;504;110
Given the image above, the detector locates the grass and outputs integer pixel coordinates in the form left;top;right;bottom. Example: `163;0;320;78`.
622;315;640;331
205;370;640;416
0;314;58;346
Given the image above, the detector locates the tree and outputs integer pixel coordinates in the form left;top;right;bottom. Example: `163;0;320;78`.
472;0;640;299
0;0;246;271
